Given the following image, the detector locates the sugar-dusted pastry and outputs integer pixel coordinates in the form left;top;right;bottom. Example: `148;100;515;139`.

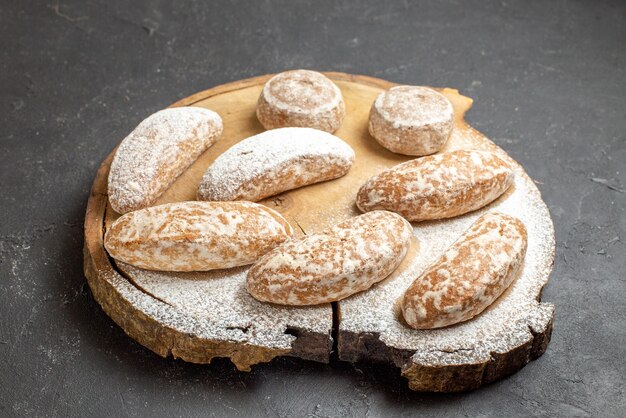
108;107;222;214
197;127;355;202
104;201;293;271
256;70;345;133
369;86;453;155
357;150;514;221
247;211;413;305
402;212;528;329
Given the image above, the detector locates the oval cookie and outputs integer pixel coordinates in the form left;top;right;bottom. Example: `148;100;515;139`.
356;150;514;221
256;70;345;133
104;201;293;271
247;211;413;306
369;86;454;156
197;127;355;202
108;107;223;214
402;212;528;329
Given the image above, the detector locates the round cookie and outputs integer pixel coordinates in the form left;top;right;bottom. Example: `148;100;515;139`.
256;70;345;133
368;85;454;156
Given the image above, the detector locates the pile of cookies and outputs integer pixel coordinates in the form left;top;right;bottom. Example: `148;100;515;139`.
104;70;527;330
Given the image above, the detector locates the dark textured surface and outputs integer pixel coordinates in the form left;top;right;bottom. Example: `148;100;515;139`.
1;0;624;416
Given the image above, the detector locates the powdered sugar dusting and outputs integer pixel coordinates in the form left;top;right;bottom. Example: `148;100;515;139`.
108;107;222;214
198;127;355;202
263;70;343;113
115;262;332;350
375;86;453;126
357;150;514;221
257;70;345;132
369;86;454;155
104;201;293;271
339;123;555;367
402;212;528;329
99;81;554;373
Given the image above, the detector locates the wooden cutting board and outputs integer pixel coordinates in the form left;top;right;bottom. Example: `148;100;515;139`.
83;72;555;392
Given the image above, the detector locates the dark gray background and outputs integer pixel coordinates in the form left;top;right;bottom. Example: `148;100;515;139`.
1;0;624;416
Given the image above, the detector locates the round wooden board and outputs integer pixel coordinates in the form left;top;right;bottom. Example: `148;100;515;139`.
84;72;555;392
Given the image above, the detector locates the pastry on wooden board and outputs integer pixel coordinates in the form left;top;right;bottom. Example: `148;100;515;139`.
104;201;293;272
256;69;345;133
356;150;514;221
84;72;555;393
369;85;454;156
247;211;413;306
197;127;355;202
108;107;223;214
402;211;528;329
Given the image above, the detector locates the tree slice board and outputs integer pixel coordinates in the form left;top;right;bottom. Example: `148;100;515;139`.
83;72;555;392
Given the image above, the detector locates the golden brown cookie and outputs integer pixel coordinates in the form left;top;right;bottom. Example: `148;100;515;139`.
247;211;413;306
197;127;355;202
108;107;222;214
104;201;293;271
256;70;345;132
369;86;453;155
356;150;514;221
402;212;528;329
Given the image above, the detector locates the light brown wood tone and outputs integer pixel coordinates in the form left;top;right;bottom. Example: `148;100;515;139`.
84;72;555;391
